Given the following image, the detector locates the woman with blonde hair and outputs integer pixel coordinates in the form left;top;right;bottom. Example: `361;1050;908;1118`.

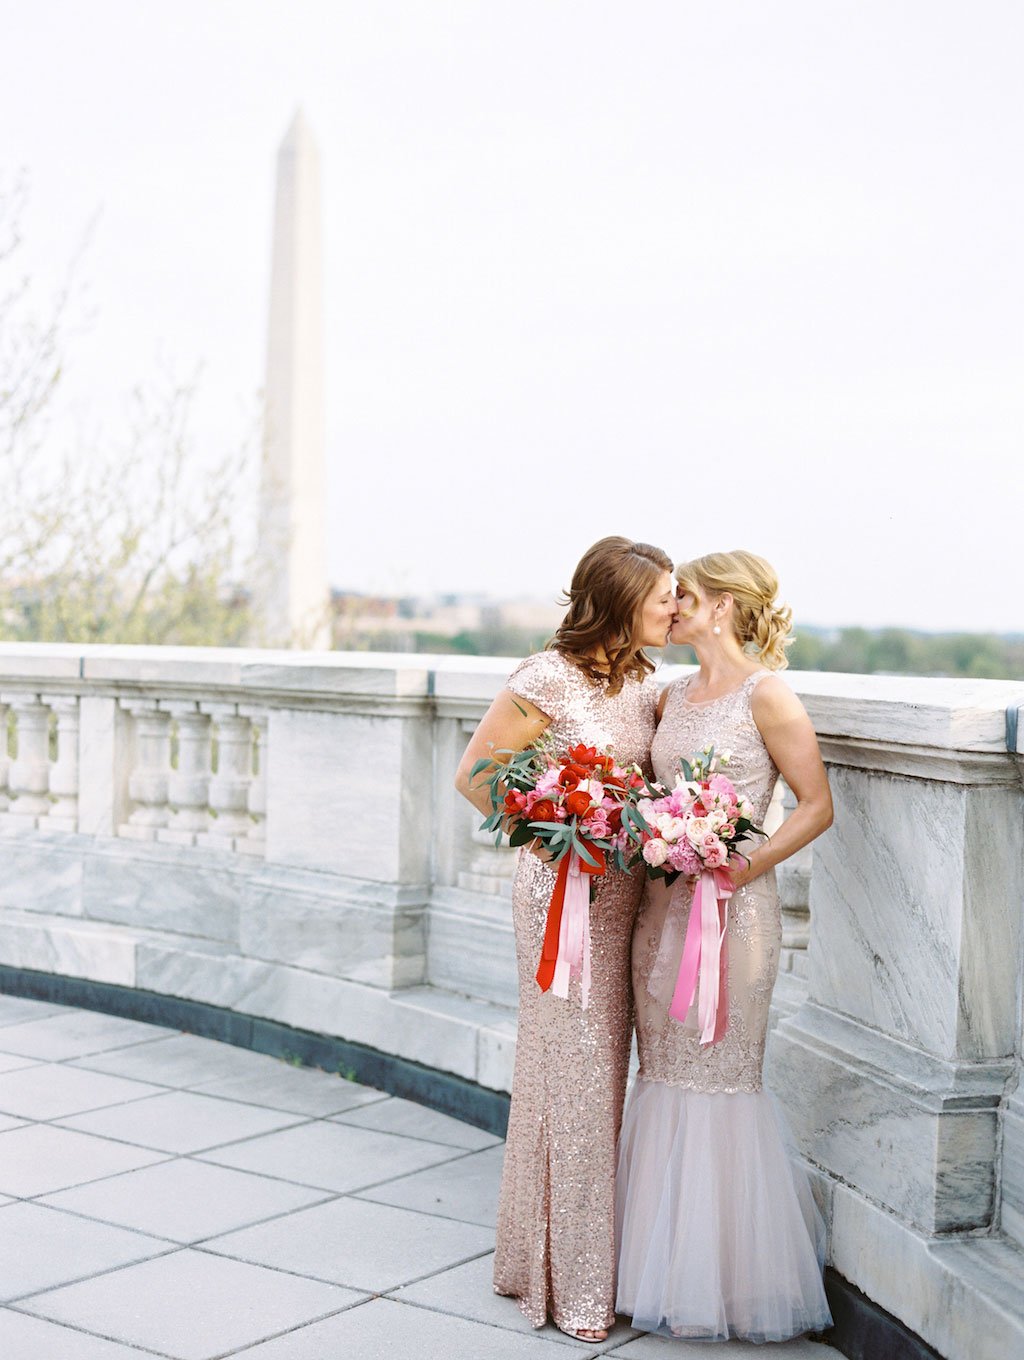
456;535;677;1342
616;549;834;1341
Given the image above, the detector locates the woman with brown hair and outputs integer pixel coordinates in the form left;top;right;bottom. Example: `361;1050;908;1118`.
616;550;834;1341
456;535;676;1342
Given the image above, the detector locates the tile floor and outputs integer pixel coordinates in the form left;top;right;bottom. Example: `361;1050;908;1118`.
0;994;836;1359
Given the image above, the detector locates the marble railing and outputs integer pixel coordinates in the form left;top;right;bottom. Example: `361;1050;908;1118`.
1;643;1023;1360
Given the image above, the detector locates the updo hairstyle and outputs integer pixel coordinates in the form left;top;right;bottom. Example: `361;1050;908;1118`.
551;536;674;695
675;550;793;670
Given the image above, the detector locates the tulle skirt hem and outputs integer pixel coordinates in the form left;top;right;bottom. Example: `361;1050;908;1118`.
615;1077;833;1343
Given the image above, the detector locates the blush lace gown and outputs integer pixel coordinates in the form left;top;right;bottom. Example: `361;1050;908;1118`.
493;649;657;1334
615;670;832;1341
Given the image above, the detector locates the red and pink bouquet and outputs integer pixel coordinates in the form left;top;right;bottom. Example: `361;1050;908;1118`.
474;737;643;1008
626;745;766;1044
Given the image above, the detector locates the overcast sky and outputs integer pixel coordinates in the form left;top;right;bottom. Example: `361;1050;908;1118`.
5;1;1022;632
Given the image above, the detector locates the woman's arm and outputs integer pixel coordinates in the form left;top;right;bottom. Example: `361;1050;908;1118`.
454;688;551;818
730;676;833;890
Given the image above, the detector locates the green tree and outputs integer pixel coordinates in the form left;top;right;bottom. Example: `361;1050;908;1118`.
0;175;254;645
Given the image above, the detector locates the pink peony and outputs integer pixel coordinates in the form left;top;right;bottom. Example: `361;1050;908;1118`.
643;837;670;867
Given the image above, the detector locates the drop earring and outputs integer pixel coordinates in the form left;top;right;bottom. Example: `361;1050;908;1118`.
713;624;721;635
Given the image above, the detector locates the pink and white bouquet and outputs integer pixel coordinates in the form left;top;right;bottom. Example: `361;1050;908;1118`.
624;746;766;1046
628;744;761;884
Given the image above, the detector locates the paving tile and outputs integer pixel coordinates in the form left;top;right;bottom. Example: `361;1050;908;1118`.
611;1337;833;1357
0;1053;41;1074
0;1008;174;1061
395;1253;639;1352
193;1064;389;1117
41;1156;331;1242
0;1308;147;1359
356;1142;504;1226
0;996;68;1027
205;1195;494;1292
58;1089;307;1154
0;1124;166;1198
72;1032;287;1087
21;1249;355;1360
234;1296;578;1359
0;1063;163;1120
0;1201;169;1302
198;1118;465;1192
331;1095;502;1150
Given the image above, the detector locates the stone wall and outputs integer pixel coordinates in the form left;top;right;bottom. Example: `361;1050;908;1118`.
1;644;1022;1359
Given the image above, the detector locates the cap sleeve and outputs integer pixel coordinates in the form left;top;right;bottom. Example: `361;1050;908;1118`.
505;651;565;721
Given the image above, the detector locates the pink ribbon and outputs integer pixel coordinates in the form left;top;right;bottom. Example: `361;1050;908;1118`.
653;867;732;1044
551;850;592;1009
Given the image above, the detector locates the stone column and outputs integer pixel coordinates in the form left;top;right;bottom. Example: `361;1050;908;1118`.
158;703;211;845
119;702;173;840
1;694;52;824
0;699;9;812
198;704;253;850
238;706;267;856
44;695;80;832
253;664;434;988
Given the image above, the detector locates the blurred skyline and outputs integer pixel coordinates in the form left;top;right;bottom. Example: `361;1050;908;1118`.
4;0;1022;633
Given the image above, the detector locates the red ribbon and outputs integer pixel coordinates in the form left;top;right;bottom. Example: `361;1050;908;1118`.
535;840;605;998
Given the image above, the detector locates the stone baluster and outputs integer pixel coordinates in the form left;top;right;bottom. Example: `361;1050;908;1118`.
237;706;268;856
198;703;253;851
0;698;9;812
0;693;52;825
158;702;211;845
119;701;173;839
44;695;80;832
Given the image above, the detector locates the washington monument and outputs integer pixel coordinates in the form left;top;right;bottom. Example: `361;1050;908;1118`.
257;110;331;649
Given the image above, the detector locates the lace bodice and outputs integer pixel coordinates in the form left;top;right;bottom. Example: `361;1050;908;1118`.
634;669;782;1094
651;671;779;829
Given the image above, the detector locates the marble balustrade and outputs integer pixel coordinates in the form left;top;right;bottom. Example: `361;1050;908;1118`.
0;644;1022;1360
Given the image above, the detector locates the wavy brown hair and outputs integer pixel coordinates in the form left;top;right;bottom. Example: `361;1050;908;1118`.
550;536;674;694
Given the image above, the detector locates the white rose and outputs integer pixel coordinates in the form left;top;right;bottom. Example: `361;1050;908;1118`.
657;815;687;842
686;816;711;846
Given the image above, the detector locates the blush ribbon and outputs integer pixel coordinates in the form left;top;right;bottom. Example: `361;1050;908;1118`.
535;845;601;1009
648;867;733;1044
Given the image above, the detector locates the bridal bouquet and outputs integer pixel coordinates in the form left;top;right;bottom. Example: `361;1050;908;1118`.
473;737;642;1008
627;746;766;1045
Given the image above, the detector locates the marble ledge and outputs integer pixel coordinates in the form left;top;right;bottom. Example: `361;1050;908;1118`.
818;735;1022;786
133;939;518;1091
829;1184;1024;1360
775;1004;1016;1108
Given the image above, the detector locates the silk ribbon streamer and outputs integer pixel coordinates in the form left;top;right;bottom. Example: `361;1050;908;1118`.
649;867;733;1044
535;845;602;1009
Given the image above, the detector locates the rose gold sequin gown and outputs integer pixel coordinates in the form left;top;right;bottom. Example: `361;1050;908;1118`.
494;649;657;1334
616;671;832;1341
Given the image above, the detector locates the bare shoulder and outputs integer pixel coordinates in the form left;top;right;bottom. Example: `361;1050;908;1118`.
750;672;809;725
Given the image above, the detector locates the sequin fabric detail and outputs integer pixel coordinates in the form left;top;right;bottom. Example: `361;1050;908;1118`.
633;671;781;1095
493;650;658;1331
